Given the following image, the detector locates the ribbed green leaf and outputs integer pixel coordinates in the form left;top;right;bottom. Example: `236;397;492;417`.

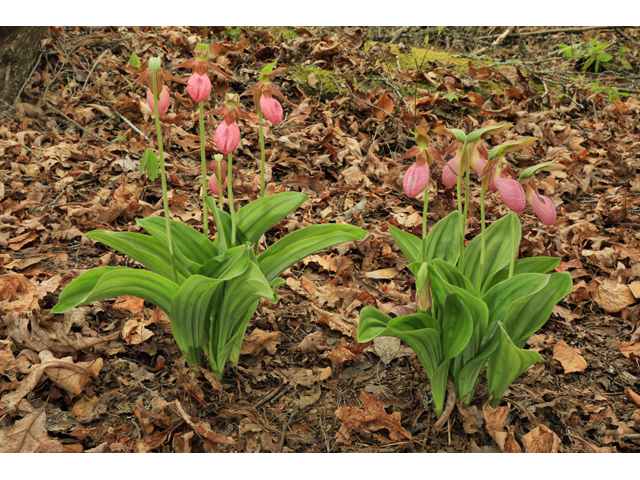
441;294;473;361
51;267;178;315
486;322;542;408
422;210;461;265
388;225;421;264
137;217;216;267
482;273;549;326
433;258;475;295
463;212;521;291
235;191;308;244
258;224;366;282
482;256;561;296
357;306;393;343
86;230;187;283
503;272;572;348
170;274;226;366
196;244;251;279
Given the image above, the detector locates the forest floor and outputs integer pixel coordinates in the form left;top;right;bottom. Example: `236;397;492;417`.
1;26;640;453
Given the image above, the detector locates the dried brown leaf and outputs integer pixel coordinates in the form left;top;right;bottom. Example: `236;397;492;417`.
0;274;39;313
553;339;588;373
240;329;281;355
522;425;561;453
592;278;636;313
0;411;63;453
335;390;411;445
174;400;235;446
482;403;522;453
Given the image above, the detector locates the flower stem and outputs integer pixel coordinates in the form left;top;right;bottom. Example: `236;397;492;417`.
422;184;429;263
259;110;266;198
478;183;487;291
227;153;236;245
217;160;224;210
199;101;208;239
457;141;468;271
152;76;178;283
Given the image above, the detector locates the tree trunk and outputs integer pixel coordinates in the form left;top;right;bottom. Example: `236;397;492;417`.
0;27;47;113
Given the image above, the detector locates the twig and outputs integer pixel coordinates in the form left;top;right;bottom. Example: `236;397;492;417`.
111;107;149;142
478;26;626;40
492;27;513;46
336;197;367;221
277;407;300;453
81;48;111;92
43;100;113;145
252;382;289;409
389;26;411;44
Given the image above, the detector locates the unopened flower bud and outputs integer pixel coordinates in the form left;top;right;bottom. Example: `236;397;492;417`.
148;56;161;72
416;277;431;313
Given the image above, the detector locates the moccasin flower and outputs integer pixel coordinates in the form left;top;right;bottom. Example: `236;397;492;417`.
130;59;186;117
206;158;229;195
492;159;526;212
525;183;556;226
172;44;234;103
243;62;292;125
396;126;442;198
203;93;261;155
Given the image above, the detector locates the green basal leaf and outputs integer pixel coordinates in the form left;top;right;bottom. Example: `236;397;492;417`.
170;274;227;367
430;360;451;418
433;258;475;295
128;51;141;68
503;272;572;348
197;243;251;279
518;161;564;181
441;294;473;361
258;224;366;283
482;273;549;326
388;224;421;263
205;197;249;252
235;191;308;245
486;322;542;408
139;148;159;181
421;210;461;265
481;256;561;296
51;267;178;315
463;211;521;291
86;230;188;283
357;306;393;342
137;217;216;270
487;137;537;161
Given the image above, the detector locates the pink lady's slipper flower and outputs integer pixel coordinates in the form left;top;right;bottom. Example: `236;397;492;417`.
395;126;443;198
440;137;491;188
243;62;292;125
525;183;556;226
187;72;212;103
206;159;229;195
146;86;171;116
129;60;186;117
173;44;234;103
492;159;526;212
203;93;261;155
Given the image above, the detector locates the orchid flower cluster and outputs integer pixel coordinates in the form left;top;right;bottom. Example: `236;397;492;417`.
358;121;572;419
52;50;365;379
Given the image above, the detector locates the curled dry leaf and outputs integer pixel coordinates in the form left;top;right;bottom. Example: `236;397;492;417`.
624;387;640;406
0;411;64;453
619;341;640;360
591;278;636;313
0;274;39;313
553;340;588;373
335;390;411;445
522;425;561;453
482;403;522;453
240;329;281;355
0;352;102;415
174;400;235;446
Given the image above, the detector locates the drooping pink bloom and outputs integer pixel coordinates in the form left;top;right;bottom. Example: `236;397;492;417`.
187;72;212;103
442;157;460;188
260;94;283;125
493;162;526;212
146;87;171;116
214;120;241;155
403;163;430;198
208;173;228;195
526;185;556;226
